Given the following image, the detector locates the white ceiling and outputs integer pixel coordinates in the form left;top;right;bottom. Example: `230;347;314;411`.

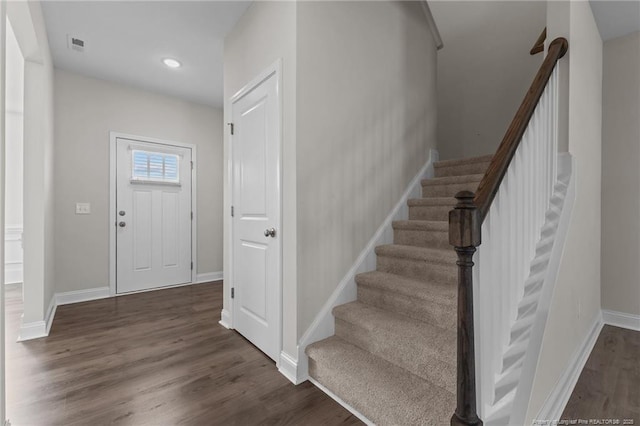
590;0;640;41
41;1;252;108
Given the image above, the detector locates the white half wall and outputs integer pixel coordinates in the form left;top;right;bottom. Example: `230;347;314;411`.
525;2;603;423
53;70;224;294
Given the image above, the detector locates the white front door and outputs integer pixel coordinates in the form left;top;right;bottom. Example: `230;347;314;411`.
116;137;192;294
231;68;281;362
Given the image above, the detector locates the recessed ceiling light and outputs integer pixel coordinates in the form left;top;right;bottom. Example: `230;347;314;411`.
162;58;181;68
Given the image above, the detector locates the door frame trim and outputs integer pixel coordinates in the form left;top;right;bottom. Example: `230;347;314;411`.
226;60;283;360
109;131;198;296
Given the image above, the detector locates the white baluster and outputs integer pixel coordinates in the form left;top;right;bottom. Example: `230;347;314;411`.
475;63;563;414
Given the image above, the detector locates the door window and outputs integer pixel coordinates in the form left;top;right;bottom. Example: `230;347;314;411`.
131;150;180;184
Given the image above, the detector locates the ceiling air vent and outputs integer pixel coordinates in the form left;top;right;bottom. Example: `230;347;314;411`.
67;35;85;52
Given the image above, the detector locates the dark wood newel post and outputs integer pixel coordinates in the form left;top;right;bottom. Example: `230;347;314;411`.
449;190;482;426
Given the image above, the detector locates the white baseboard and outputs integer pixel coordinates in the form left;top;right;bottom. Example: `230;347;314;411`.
56;287;111;306
17;320;48;341
219;309;232;329
18;295;56;341
535;312;604;422
196;271;223;283
278;351;301;384
602;309;640;331
308;377;374;425
294;149;439;384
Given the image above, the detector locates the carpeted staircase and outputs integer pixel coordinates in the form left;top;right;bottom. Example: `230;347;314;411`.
306;154;493;425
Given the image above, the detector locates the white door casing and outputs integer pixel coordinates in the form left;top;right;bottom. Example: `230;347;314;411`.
115;137;193;294
231;65;282;362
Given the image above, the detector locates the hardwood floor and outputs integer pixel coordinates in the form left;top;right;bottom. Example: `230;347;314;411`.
562;325;640;423
5;283;361;426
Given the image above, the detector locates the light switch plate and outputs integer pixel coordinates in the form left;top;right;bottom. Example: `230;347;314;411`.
76;202;91;214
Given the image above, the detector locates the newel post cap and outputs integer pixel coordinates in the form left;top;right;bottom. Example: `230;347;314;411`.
449;191;481;248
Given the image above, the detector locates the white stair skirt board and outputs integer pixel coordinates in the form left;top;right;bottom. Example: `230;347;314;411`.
308;377;374;426
293;149;439;385
488;154;576;425
196;271;223;284
602;310;640;332
18;295;56;341
534;313;604;423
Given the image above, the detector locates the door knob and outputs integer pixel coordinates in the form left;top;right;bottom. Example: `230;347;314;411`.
118;221;126;228
264;228;276;238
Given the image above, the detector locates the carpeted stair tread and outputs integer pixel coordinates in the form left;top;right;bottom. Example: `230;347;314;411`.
375;244;457;264
421;173;485;187
392;220;448;231
421;174;483;198
407;198;457;221
392;220;449;249
356;271;456;327
433;154;493;169
306;336;454;425
356;271;456;306
333;301;456;392
407;197;457;206
376;245;457;283
305;155;490;423
433;155;493;178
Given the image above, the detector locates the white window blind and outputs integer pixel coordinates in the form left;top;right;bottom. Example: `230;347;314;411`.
131;150;180;184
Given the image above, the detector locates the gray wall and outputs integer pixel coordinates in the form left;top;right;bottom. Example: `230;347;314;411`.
430;1;546;160
295;1;438;337
54;70;223;293
601;31;640;317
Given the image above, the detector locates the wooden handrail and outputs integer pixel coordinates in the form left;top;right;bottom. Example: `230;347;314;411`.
530;27;547;55
449;37;568;426
474;37;568;221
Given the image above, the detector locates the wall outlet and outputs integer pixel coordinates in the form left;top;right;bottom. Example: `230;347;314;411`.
76;202;91;215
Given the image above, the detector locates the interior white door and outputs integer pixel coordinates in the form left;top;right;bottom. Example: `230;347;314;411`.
116;138;192;294
232;69;281;362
